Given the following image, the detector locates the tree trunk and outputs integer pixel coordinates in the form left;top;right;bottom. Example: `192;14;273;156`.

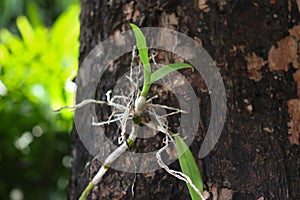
68;0;300;199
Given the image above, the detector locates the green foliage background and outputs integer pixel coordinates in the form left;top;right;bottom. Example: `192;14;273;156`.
0;0;79;199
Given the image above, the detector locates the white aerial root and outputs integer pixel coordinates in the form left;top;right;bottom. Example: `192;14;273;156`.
146;94;159;102
92;123;137;185
53;99;107;112
118;97;134;143
151;103;187;113
92;116;122;126
90;74;138;185
156;139;206;200
53;90;128;112
149;107;206;200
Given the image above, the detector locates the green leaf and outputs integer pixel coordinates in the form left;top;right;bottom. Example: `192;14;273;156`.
26;1;43;27
129;23;151;79
16;16;34;47
130;23;152;97
175;135;203;200
150;63;193;84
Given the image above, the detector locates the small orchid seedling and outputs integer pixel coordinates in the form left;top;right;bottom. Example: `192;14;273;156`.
56;23;205;200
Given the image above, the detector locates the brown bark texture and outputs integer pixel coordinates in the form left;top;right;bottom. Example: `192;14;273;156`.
68;0;300;199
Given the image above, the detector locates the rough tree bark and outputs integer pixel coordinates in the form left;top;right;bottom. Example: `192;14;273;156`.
68;0;300;199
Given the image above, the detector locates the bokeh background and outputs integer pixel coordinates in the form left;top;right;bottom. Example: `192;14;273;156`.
0;0;79;199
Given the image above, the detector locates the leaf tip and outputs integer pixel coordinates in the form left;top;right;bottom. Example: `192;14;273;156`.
129;23;137;29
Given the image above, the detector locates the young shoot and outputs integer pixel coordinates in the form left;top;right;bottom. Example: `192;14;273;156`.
130;23;194;115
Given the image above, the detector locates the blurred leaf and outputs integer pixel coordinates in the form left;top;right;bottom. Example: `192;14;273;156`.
175;135;203;200
16;16;34;47
0;2;79;199
0;0;23;29
26;1;43;27
0;4;79;113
